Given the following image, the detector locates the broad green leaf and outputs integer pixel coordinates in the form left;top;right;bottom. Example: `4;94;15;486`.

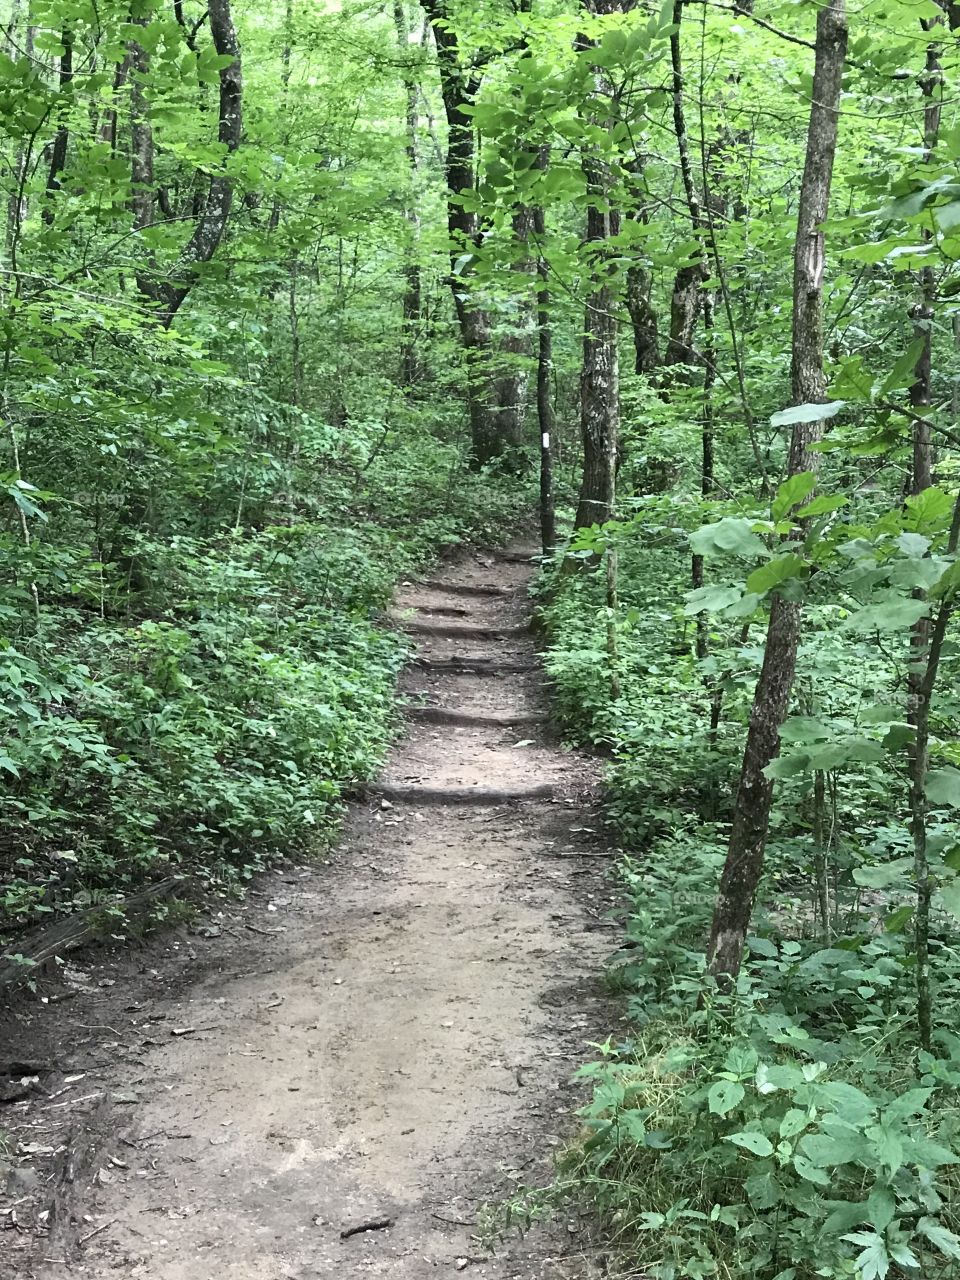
865;1123;904;1175
793;1153;831;1185
745;1170;782;1209
746;553;806;596
843;599;929;633
771;472;817;520
725;1130;774;1156
689;518;767;558
926;767;960;808
780;1108;809;1139
876;337;926;396
708;1079;745;1116
683;585;743;616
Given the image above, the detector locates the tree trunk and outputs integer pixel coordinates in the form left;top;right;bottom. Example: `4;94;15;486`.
706;0;848;982
394;0;424;387
422;1;498;464
907;3;946;1054
129;22;154;232
137;0;242;325
574;200;619;531
626;261;660;374
42;26;73;223
533;184;556;555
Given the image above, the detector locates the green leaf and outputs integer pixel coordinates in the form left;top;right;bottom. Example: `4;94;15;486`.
926;767;960;808
882;1087;931;1125
724;1130;774;1157
780;1109;809;1139
683;585;743;616
866;1186;895;1232
876;337;927;396
918;1216;960;1260
689;518;767;558
793;1153;831;1185
842;1232;890;1280
823;1200;869;1233
936;880;960;922
771;472;818;520
795;494;848;518
780;717;831;743
746;553;806;596
884;904;914;933
769;402;845;429
745;1169;782;1209
866;1123;904;1175
708;1079;745;1116
844;599;929;633
801;1131;864;1167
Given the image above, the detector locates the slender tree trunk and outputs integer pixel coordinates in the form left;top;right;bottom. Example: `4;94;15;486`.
394;0;424;387
42;26;74;223
6;15;34;252
129;22;154;231
706;0;848;982
574;198;619;531
909;498;960;1050
907;5;947;1054
533;174;557;555
626;262;660;374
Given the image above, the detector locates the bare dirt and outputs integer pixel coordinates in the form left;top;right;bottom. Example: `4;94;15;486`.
1;546;621;1280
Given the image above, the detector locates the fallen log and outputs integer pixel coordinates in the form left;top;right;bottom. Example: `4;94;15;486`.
0;877;184;990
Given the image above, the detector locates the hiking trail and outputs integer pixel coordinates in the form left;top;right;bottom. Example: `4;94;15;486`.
3;545;617;1279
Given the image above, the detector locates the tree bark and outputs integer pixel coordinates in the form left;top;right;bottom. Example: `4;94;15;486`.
533;165;557;555
42;26;73;223
129;21;154;232
907;2;946;1054
422;1;498;463
394;0;424;387
137;0;242;326
574;195;619;531
706;0;847;982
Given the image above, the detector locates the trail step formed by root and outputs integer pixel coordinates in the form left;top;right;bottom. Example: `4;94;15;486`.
406;706;542;728
11;541;608;1280
371;782;557;806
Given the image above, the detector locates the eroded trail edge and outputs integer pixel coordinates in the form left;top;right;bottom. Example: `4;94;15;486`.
5;546;615;1280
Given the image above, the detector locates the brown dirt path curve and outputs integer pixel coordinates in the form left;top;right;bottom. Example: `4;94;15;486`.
1;546;618;1280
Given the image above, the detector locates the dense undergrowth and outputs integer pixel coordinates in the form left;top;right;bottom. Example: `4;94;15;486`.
0;392;529;945
523;490;960;1280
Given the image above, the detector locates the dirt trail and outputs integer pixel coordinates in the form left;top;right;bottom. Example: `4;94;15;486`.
2;547;616;1280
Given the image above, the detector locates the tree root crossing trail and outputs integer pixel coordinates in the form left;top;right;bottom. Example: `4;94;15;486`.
10;547;614;1279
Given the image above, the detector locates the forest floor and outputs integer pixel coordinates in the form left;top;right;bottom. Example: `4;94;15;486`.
1;543;621;1280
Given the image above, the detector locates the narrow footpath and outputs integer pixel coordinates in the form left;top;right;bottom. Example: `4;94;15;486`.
3;546;616;1280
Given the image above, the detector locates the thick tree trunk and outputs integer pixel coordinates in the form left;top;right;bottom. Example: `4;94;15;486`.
706;0;847;982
